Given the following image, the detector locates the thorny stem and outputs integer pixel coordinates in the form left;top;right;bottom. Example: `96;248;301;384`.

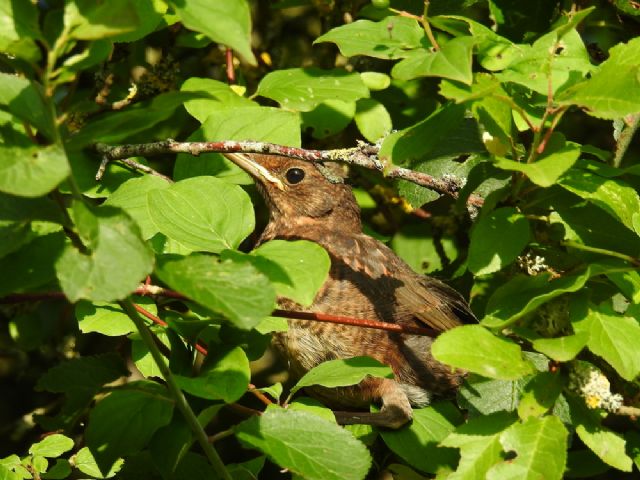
94;140;484;208
119;299;233;480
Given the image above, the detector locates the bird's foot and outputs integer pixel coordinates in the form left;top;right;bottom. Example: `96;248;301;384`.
334;381;414;429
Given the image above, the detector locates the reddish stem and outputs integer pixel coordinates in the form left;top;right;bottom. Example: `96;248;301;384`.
225;48;236;84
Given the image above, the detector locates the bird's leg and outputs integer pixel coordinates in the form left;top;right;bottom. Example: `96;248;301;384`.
333;378;413;429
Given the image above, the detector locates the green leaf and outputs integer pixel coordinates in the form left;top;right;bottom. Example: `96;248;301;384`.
568;395;633;472
64;0;140;40
0;143;69;198
559;168;640;233
103;175;170;240
36;353;129;394
76;298;157;337
109;0;167;43
531;333;588;362
0;0;40;48
71;447;123;479
0;1;40;64
288;397;337;423
559;36;640;119
0;192;62;224
42;459;72;479
379;103;465;166
483;269;592;329
441;411;517;480
86;382;174;474
360;72;391;91
314;16;426;59
169;0;256;64
607;270;640;304
486;416;568;480
130;327;169;379
517;372;564;419
392;36;475;85
397;127;487;207
29;434;74;458
181;77;255;123
174;107;300;182
0;232;65;297
432;325;534;380
495;137;581;187
468;207;530;275
148;176;254;253
156;254;275;329
354;98;392;142
174;346;250;403
380;403;461;474
0;74;55;140
55;203;154;302
300;99;355;140
256;68;369;112
550;198;640;257
235;406;371;480
251;239;330;307
68;91;202;148
290;356;393;396
574;303;640;381
0;220;31;260
58;40;113;82
497;29;592;95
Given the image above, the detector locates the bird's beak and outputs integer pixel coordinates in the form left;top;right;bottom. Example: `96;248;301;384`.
224;153;286;191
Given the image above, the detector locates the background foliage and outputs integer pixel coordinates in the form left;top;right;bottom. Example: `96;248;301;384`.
2;0;640;478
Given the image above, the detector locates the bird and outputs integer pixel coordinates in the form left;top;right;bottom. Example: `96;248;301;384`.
225;153;476;428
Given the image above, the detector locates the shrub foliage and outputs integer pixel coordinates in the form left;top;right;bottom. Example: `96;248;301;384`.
1;1;640;479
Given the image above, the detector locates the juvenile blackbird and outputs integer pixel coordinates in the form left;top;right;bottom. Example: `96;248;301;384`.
225;153;476;428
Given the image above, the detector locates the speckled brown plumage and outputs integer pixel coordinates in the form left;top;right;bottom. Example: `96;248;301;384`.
225;153;476;428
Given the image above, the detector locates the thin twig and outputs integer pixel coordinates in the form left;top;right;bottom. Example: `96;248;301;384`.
94;140;484;207
272;309;439;337
615;405;640;418
209;428;236;444
561;241;640;267
119;299;232;480
536;106;568;154
132;302;272;406
225;48;236;84
1;287;443;337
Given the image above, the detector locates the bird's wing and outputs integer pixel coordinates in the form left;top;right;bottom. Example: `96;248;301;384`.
346;235;476;332
395;275;477;332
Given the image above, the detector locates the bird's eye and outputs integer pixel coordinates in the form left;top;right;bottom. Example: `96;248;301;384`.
285;167;305;184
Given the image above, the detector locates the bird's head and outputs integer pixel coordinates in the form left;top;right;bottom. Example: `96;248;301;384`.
224;153;361;232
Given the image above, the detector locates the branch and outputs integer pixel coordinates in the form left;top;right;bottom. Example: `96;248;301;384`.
132;302;273;406
118;299;232;480
1;287;442;337
94;140;484;208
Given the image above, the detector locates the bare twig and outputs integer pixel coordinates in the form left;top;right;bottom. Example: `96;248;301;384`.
615;405;640;418
94;140;484;207
1;286;442;337
225;48;236;84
